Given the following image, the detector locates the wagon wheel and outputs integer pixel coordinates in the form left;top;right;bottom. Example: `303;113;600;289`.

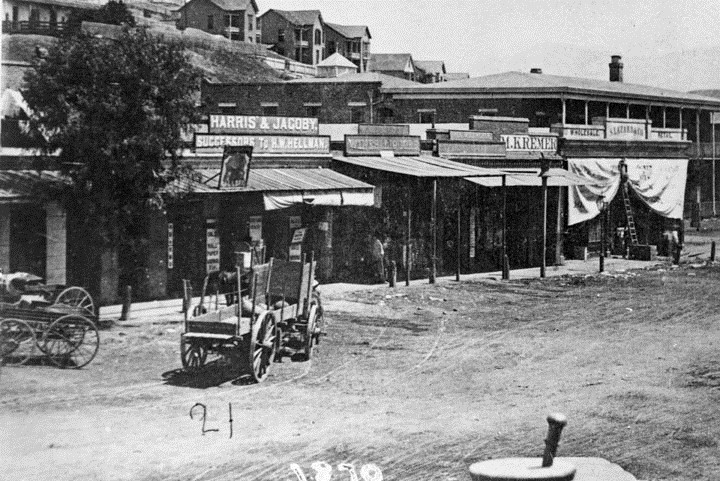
248;312;277;383
41;315;99;369
180;336;207;372
53;287;96;317
0;318;37;366
303;304;319;361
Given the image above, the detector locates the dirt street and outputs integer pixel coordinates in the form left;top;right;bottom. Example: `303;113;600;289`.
2;258;720;481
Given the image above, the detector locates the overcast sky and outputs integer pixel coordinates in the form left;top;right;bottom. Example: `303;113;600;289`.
262;0;720;89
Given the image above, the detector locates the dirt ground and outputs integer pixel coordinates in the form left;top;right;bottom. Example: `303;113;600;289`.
3;242;720;480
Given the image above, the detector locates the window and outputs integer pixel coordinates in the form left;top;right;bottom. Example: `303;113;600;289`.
306;105;321;118
295;28;302;41
351;107;365;123
327;40;336;54
278;29;285;42
256;34;261;43
418;110;436;124
314;29;322;45
315;51;319;64
295;48;301;61
207;15;214;30
247;14;253;31
262;105;278;116
225;14;239;28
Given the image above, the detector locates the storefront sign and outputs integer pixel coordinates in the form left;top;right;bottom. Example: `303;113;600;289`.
249;216;263;242
291;228;307;244
711;112;720;125
501;135;558;152
448;130;494;141
194;134;330;155
289;216;302;229
344;135;421;156
206;220;220;273
551;124;605;139
437;140;505;157
289;243;302;262
209;115;319;135
167;223;174;269
651;128;685;141
358;124;411;136
604;119;648;140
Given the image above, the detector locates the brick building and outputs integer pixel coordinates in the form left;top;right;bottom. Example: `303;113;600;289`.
176;0;259;43
324;23;371;72
258;9;324;66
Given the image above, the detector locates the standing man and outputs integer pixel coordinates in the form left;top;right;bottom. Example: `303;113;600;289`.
371;232;386;283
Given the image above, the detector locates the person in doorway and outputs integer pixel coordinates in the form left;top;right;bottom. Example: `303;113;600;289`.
370;232;386;283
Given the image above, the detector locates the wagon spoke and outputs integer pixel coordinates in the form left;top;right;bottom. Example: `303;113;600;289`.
0;319;37;366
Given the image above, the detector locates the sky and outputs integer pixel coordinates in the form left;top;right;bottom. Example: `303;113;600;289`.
260;0;720;90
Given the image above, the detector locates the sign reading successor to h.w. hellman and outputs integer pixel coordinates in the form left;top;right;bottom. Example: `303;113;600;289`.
195;134;331;154
209;115;319;135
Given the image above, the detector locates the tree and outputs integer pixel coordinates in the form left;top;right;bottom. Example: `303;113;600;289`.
22;27;202;298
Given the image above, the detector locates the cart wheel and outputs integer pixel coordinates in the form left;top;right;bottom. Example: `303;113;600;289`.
248;312;277;383
41;315;99;369
53;287;96;317
180;337;207;371
303;304;319;361
0;318;36;366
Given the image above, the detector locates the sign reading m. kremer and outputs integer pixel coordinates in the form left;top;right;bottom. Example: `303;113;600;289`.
501;134;558;152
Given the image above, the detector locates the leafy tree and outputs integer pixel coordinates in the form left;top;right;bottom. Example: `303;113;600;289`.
22;27;202;296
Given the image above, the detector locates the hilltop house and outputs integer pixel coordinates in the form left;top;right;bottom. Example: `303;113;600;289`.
324;23;371;73
415;60;446;84
259;9;324;66
176;0;259;43
367;53;419;82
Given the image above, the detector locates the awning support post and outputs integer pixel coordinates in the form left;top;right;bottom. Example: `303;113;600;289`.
430;178;437;284
456;191;461;282
502;174;509;280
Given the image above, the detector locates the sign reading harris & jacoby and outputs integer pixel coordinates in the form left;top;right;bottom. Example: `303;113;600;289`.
344;135;421;157
209;114;319;136
195;134;331;155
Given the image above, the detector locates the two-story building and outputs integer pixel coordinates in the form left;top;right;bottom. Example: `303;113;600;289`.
258;9;324;66
367;53;419;83
2;0;97;35
176;0;259;43
323;23;371;73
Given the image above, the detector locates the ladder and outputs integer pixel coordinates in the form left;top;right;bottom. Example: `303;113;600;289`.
621;183;639;246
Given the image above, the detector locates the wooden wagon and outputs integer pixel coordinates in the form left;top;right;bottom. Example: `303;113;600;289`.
180;254;323;382
0;284;99;368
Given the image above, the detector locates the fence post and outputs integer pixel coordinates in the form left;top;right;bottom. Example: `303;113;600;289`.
119;285;132;321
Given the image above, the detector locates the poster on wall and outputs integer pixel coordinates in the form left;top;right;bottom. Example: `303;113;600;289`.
289;216;302;230
249;216;263;241
469;209;477;259
219;145;252;188
291;228;307;244
167;223;174;269
289;243;302;262
206;220;220;273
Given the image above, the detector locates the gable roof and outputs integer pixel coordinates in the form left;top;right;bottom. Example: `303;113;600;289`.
368;53;414;73
415;61;446;75
325;23;371;40
179;0;258;12
384;70;720;108
260;9;322;26
317;52;358;69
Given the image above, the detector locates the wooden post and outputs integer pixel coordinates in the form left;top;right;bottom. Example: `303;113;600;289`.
405;207;411;286
584;101;589;125
456;198;461;282
120;285;132;321
502;174;508;280
561;97;566;125
430;178;437;284
541;175;548;278
389;261;397;287
713;114;717;216
712;241;716;262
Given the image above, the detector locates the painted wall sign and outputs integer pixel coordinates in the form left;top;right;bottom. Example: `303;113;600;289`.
289;243;302;262
551;124;605;139
448;130;494;141
167;223;174;269
206;220;220;273
604;119;648;140
437;140;505;157
195;134;331;154
501;135;558;152
357;124;411;136
249;216;263;241
209;115;319;135
469;208;477;259
650;128;686;141
344;135;421;156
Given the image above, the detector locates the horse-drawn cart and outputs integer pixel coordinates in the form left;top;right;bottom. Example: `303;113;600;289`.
0;274;99;368
180;255;323;383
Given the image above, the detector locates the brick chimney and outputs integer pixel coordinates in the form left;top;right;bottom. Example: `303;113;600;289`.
530;68;543;74
609;55;623;82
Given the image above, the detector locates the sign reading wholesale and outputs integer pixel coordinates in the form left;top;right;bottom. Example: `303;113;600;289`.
209;115;319;135
195;134;331;155
501;135;558;152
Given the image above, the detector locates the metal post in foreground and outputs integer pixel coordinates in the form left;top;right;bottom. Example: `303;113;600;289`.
120;285;132;321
